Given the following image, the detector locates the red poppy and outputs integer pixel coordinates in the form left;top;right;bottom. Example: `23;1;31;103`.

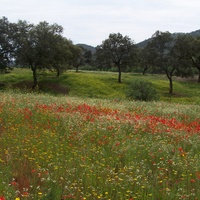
196;172;200;179
10;181;17;186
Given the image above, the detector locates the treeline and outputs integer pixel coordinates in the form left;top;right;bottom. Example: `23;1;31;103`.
1;17;200;93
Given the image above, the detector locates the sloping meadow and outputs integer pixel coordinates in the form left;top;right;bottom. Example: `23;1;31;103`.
0;91;200;199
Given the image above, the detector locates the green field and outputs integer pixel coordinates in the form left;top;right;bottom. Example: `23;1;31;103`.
0;68;200;104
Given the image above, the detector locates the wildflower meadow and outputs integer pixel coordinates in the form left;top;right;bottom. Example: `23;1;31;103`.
0;91;200;200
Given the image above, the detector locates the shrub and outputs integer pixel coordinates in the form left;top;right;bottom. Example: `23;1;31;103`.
126;79;159;101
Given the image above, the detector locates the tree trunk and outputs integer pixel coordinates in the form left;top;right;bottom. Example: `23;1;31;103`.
142;68;146;75
56;69;60;77
142;66;148;75
169;76;173;94
31;66;38;89
76;66;79;73
165;67;175;94
166;72;173;94
118;65;122;83
191;57;200;83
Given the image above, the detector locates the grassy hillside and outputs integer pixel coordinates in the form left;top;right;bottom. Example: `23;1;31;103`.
0;68;200;104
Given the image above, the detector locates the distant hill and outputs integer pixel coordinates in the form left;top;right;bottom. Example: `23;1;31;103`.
76;43;96;54
188;29;200;37
136;29;200;48
77;29;200;51
136;39;152;48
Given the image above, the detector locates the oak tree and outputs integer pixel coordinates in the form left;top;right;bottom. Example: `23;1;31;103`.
14;21;71;88
95;33;136;83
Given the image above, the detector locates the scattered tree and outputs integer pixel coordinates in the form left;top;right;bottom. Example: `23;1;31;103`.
171;34;200;82
95;33;136;83
0;17;15;73
147;32;176;94
171;34;194;78
83;48;93;66
14;21;72;88
70;45;83;72
191;37;200;82
138;43;157;75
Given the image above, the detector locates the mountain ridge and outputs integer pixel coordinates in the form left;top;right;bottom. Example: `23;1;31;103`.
77;29;200;51
136;29;200;48
76;43;96;54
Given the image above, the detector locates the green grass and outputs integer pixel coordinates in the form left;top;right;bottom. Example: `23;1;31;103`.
61;71;127;99
0;68;200;104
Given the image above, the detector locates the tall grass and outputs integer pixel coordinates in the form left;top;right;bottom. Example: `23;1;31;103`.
0;91;200;199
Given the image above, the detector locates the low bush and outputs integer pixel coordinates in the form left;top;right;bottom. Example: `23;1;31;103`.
126;79;159;101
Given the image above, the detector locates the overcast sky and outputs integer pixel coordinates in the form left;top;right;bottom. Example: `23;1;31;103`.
1;0;200;46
